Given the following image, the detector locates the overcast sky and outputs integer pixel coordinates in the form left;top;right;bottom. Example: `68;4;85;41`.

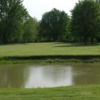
23;0;78;20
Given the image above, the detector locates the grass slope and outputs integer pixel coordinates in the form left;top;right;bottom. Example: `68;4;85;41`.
0;85;100;100
0;42;100;57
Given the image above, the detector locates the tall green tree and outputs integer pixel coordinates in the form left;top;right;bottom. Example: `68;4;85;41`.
71;0;100;44
0;0;28;44
38;8;70;42
95;0;100;2
23;17;39;43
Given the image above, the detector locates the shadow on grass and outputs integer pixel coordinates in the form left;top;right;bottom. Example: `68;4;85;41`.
54;42;100;48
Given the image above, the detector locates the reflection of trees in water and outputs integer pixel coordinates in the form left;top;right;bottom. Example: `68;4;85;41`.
73;64;100;85
24;65;73;88
42;65;73;83
0;65;28;88
1;64;99;88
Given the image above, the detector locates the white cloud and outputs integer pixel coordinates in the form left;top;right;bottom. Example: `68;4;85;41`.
23;0;78;20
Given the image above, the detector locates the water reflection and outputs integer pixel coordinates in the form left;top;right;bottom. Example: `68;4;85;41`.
0;65;27;88
0;64;100;88
25;65;73;88
73;64;100;85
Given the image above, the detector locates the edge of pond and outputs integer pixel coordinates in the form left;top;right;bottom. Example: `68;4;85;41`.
0;55;100;64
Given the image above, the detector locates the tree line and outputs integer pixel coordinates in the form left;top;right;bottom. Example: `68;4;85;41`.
0;0;38;44
0;0;100;44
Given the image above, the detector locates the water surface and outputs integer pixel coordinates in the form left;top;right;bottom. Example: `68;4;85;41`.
0;63;100;88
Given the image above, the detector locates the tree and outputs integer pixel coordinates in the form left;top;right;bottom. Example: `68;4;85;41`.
0;0;28;44
71;0;100;44
38;8;70;42
23;17;39;43
95;0;100;3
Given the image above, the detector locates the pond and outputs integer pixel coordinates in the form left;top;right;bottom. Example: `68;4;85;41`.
0;63;100;88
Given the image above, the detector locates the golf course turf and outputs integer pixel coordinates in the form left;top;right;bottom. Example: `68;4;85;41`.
0;85;100;100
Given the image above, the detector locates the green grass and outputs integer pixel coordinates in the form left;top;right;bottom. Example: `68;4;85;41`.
0;42;100;57
0;85;100;100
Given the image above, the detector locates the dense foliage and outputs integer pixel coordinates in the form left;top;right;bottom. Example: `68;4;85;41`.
37;8;70;42
23;17;38;43
0;0;26;43
71;0;100;44
0;0;100;44
0;0;38;44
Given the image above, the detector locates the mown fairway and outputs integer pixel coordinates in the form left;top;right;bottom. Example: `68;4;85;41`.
0;85;100;100
0;42;100;57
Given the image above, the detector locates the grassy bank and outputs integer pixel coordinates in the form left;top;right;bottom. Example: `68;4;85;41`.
0;42;100;63
0;58;100;64
0;42;100;57
0;85;100;100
